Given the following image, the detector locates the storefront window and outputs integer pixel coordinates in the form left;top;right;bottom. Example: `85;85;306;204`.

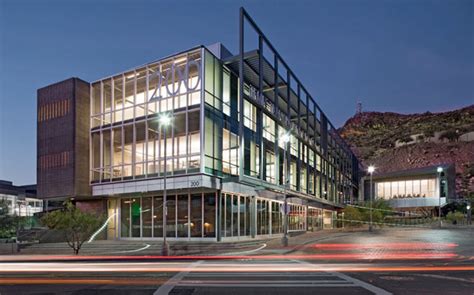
271;201;283;234
120;198;130;237
131;198;140;237
204;193;216;237
142;197;152;237
238;196;244;236
153;197;163;237
190;194;202;237
232;195;239;236
257;199;269;235
225;194;232;237
177;195;188;237
166;196;176;237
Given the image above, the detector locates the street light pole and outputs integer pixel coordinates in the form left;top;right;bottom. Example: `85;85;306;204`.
437;166;443;228
281;132;290;247
368;166;375;232
467;204;472;225
160;114;172;256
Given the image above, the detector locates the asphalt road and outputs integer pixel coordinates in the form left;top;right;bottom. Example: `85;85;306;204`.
0;228;473;295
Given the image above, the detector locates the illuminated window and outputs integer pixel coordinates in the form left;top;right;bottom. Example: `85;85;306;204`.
223;70;231;116
263;114;275;142
243;99;257;131
265;151;275;183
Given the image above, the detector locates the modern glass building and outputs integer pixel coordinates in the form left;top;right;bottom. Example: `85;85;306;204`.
361;164;455;216
38;8;359;241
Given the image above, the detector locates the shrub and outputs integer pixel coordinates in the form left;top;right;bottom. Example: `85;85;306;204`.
446;211;465;225
0;199;26;239
343;206;363;227
439;130;460;142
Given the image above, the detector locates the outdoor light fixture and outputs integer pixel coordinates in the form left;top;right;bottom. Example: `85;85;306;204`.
280;132;291;143
159;113;172;126
467;205;471;210
368;165;375;174
437;166;443;173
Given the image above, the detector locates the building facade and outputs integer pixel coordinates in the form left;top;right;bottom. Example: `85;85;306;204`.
0;180;42;217
37;8;359;241
361;164;455;216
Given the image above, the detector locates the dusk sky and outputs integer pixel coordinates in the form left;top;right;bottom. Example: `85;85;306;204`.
0;0;472;185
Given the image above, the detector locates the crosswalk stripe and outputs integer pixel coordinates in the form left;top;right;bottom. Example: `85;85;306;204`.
186;273;334;277
175;283;356;288
179;280;351;284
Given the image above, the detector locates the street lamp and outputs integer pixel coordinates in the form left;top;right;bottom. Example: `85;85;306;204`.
368;165;375;232
280;132;291;247
437;166;443;228
467;204;472;225
159;113;172;256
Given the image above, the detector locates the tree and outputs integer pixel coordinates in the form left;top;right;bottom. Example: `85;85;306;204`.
0;199;25;239
359;199;392;227
41;201;103;255
446;211;464;225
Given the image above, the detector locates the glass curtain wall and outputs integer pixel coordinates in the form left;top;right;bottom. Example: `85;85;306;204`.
220;193;252;238
232;21;357;205
376;178;437;199
307;207;322;231
204;50;224;175
288;204;306;231
91;49;202;183
119;192;216;239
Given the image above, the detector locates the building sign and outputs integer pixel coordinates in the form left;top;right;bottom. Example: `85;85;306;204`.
149;58;201;101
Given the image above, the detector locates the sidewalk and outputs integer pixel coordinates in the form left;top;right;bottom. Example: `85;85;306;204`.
0;229;362;260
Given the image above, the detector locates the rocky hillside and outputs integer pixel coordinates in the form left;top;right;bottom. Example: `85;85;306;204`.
339;105;474;197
